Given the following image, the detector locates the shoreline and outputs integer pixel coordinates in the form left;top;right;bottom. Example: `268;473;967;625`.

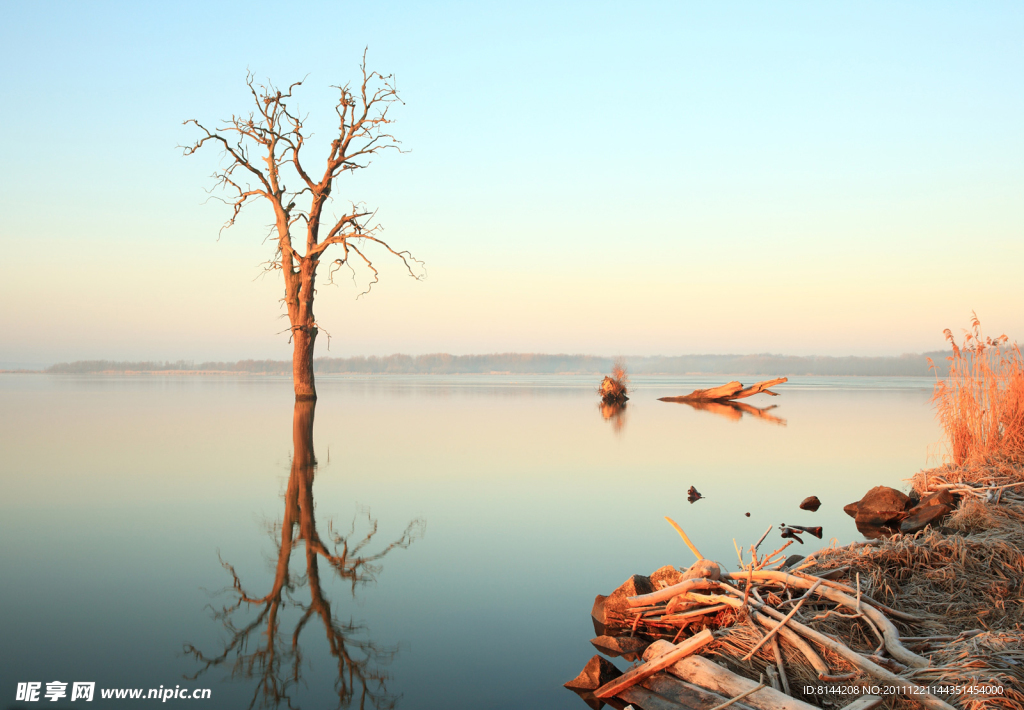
570;460;1024;709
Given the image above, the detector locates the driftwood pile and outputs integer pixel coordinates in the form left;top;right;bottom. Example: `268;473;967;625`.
568;499;1022;710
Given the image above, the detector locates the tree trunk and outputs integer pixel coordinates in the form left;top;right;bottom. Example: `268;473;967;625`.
292;325;317;400
286;257;319;400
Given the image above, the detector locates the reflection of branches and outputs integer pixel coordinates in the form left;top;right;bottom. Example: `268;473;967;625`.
185;400;424;709
671;399;787;426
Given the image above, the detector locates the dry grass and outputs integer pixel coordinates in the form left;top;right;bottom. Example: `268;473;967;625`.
930;314;1024;466
795;471;1024;709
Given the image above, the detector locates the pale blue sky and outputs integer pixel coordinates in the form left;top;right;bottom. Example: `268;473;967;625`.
1;1;1022;366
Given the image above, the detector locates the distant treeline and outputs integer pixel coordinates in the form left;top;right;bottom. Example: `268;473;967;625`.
44;352;948;376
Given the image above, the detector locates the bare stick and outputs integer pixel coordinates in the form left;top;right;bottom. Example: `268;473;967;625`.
707;683;767;710
741;580;822;660
770;635;790;696
753;525;773;553
665;517;704;560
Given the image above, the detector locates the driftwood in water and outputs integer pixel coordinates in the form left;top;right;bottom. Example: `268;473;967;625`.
659;378;788;404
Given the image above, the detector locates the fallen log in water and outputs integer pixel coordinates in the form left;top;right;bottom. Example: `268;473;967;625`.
659;378;788;403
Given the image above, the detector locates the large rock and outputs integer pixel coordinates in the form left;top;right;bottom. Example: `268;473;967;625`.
853;486;911;526
603;574;655;619
650;565;684;589
900;490;956;534
843;501;860;518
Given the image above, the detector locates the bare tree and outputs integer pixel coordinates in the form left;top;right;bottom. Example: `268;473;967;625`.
183;52;423;400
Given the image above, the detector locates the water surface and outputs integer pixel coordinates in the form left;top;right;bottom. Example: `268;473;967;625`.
0;374;939;708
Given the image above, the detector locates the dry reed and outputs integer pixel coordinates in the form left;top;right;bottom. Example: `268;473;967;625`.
929;314;1024;466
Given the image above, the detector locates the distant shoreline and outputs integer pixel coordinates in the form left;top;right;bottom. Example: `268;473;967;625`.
4;352;949;377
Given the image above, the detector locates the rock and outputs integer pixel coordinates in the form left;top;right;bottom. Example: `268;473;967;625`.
900;490;956;534
681;559;721;581
565;655;622;709
843;502;860;518
591;594;609;636
603;575;655;618
745;512;751;517
590;635;650;659
650;565;684;589
781;554;805;570
800;496;821;512
854;486;911;526
856;520;899;540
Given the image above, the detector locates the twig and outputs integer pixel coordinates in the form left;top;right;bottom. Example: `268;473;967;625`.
665;517;704;560
770;634;790;696
753;525;773;553
707;683;767;710
741;579;822;661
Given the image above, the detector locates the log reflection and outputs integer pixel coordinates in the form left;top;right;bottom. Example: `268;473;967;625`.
669;399;787;426
186;399;424;709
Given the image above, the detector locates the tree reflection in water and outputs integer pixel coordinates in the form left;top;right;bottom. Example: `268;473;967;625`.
185;399;424;709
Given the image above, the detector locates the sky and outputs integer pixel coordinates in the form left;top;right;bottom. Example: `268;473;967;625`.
1;1;1022;367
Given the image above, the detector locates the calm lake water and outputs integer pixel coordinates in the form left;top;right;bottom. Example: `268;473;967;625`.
0;374;940;709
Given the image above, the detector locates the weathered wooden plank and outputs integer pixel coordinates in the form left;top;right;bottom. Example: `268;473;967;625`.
644;641;818;710
839;696;883;710
642;673;758;710
618;684;688;710
594;630;714;699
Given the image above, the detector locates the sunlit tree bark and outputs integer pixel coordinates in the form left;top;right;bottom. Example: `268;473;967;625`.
183;52;423;400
